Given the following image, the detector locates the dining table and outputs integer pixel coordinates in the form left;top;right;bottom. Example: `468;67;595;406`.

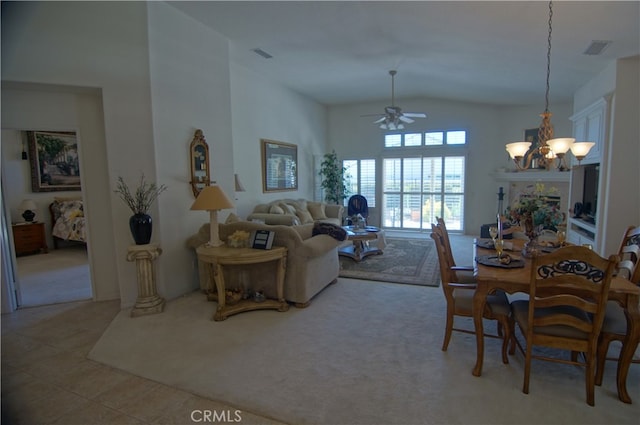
472;238;640;404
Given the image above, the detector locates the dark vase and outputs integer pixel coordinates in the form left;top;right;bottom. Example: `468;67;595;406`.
129;213;152;245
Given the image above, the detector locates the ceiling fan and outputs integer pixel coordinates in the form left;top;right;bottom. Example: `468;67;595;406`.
364;70;427;130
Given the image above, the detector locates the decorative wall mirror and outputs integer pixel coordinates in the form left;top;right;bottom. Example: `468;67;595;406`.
189;129;211;197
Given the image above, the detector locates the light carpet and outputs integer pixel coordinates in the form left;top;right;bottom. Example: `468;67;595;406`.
16;245;92;306
339;237;440;286
88;278;639;425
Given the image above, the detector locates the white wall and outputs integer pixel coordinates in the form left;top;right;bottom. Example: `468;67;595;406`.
601;56;640;255
146;1;236;299
327;96;573;234
229;63;328;219
1;1;330;308
1;84;119;301
2;1;157;307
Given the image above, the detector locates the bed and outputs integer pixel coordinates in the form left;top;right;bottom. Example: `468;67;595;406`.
49;198;87;249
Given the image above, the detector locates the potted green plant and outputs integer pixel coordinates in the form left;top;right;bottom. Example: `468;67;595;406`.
319;150;349;204
114;174;167;245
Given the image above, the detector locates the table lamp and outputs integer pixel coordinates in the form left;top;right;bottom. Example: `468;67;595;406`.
190;185;234;247
20;199;38;222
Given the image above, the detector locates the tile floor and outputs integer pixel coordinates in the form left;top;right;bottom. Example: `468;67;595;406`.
2;232;473;425
1;300;285;425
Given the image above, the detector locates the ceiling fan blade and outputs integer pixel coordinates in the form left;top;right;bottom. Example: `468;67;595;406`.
373;117;387;124
361;113;384;117
403;112;427;118
399;115;414;124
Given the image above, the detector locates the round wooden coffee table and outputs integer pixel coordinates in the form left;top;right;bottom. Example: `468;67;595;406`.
339;226;383;262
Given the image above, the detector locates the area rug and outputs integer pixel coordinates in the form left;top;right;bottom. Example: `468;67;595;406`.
339;237;440;287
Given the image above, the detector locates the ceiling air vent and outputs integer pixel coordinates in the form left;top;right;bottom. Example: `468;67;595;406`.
583;40;612;56
252;48;273;59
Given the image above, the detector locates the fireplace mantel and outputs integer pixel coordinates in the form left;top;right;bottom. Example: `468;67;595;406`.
490;170;570;183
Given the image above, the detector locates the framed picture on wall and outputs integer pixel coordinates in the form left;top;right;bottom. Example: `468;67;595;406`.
261;139;298;192
27;130;81;192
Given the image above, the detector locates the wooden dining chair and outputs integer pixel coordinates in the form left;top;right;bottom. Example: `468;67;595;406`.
595;225;640;387
434;217;475;282
435;217;470;268
511;245;619;406
430;225;513;364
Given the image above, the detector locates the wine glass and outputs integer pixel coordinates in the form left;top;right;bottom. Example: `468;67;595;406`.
489;226;498;244
494;239;504;259
556;230;566;247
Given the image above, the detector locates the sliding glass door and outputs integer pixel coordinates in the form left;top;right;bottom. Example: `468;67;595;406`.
382;156;465;231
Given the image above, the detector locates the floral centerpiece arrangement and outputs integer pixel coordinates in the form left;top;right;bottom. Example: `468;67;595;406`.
227;230;251;248
114;174;167;245
505;183;565;238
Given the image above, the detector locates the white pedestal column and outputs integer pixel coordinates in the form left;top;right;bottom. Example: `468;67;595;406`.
126;244;165;317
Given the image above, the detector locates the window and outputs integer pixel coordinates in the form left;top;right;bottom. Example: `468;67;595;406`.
385;131;466;147
381;130;466;231
344;159;376;207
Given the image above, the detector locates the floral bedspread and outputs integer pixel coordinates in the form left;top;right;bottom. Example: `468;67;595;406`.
51;200;86;242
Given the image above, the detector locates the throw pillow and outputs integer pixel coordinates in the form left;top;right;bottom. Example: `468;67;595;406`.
269;205;285;214
225;213;241;224
307;202;327;220
295;208;314;224
281;203;297;215
312;222;347;241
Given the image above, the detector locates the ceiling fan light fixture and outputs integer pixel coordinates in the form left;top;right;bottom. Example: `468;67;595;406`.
367;70;426;131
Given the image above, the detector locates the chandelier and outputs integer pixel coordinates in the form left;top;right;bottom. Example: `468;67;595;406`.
505;1;593;171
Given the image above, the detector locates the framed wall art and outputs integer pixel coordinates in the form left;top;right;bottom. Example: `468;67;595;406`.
261;139;298;192
27;130;81;192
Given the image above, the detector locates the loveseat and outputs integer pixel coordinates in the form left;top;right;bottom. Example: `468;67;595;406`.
187;220;345;307
246;199;343;226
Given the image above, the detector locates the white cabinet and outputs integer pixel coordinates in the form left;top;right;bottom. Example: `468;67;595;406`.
567;163;600;249
567;97;612;253
567;217;596;247
570;97;607;165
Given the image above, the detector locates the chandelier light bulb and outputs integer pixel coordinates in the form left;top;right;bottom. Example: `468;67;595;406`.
547;137;575;154
505;142;531;160
570;142;596;164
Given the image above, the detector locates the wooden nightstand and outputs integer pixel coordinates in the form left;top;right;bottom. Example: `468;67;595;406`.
12;222;48;256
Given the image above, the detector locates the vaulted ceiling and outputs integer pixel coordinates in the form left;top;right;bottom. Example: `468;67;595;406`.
169;1;640;107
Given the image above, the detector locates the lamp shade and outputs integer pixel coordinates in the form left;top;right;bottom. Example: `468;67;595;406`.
190;185;234;211
505;142;531;159
547;137;575;154
19;199;37;212
191;185;234;247
570;142;596;159
19;199;37;222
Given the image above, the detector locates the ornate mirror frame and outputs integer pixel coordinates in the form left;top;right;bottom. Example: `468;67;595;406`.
189;129;211;197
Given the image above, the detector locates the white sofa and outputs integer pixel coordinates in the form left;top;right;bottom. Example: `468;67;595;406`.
187;221;345;307
246;199;343;226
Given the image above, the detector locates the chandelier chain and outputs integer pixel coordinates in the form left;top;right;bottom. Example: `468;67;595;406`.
544;0;553;113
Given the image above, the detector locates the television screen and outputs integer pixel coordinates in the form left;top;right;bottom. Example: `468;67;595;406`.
582;164;599;222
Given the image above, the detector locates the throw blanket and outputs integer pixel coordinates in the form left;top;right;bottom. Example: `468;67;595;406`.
52;200;86;242
312;222;347;241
